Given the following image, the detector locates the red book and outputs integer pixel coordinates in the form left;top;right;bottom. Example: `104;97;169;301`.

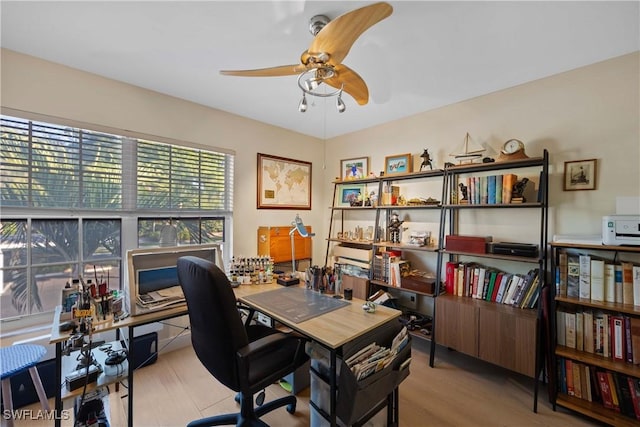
627;377;640;420
445;261;457;295
491;273;503;302
565;359;574;396
597;371;615;409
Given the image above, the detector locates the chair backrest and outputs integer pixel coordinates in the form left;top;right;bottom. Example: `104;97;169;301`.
177;256;249;391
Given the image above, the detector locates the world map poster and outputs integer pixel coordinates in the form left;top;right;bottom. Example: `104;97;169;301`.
257;153;312;209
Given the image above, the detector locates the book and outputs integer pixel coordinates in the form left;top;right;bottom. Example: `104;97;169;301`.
495;174;503;204
572;361;582;399
490;272;503;302
613;372;635;418
565;310;576;349
590;258;605;302
503;274;522;305
566;359;575;396
627;377;640;420
634;265;640;306
622;262;635;305
630;317;640;365
598;371;614;409
495;273;511;304
615;264;624;303
487;175;496;204
475;267;486;299
576;311;584;352
583;310;594;353
502;173;517;204
579;254;591;299
558;251;568;297
625;316;633;364
611;315;625;361
604;263;616;303
556;310;566;346
445;261;457;295
567;255;580;298
485;270;498;301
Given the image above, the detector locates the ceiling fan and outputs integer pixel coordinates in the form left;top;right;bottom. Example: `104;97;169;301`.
220;2;393;111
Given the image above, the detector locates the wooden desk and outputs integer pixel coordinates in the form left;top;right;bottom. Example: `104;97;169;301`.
51;283;401;427
237;285;402;426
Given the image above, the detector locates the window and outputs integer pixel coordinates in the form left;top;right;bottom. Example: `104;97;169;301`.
0;115;234;322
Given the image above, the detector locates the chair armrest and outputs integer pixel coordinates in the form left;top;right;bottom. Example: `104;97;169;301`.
237;332;290;360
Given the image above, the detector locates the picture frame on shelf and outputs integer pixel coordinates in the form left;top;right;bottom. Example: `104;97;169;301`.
340;157;369;181
384;153;412;176
339;184;366;207
563;158;597;191
257;153;312;209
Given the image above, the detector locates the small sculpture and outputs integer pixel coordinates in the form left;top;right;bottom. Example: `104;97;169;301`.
388;212;404;244
420;149;433;171
512;177;530;201
458;183;468;202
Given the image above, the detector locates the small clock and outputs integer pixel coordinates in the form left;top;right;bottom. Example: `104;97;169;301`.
498;139;529;161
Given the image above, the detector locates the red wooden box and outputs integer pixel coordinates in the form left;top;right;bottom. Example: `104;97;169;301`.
401;275;436;294
445;235;492;254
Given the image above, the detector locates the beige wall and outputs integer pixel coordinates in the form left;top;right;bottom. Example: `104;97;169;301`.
325;52;640;244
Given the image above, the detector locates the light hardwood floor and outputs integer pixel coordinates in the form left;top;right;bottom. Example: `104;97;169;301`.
13;338;605;427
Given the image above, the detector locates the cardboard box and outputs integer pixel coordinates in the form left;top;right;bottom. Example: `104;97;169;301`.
445;235;492;254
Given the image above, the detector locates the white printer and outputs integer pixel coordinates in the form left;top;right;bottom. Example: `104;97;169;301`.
602;215;640;245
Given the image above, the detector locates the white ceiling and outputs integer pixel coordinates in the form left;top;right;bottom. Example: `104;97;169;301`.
1;1;638;139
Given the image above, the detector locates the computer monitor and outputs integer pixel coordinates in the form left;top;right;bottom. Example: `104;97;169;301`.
125;243;223;315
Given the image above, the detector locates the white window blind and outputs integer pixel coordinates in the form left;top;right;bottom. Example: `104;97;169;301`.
1;116;123;209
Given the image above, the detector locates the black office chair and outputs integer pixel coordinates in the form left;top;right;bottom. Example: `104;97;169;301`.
177;256;309;427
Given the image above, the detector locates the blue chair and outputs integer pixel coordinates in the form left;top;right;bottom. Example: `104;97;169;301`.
1;344;50;427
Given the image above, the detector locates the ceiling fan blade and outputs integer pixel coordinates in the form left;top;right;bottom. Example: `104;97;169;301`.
220;64;308;77
324;64;369;105
308;2;392;66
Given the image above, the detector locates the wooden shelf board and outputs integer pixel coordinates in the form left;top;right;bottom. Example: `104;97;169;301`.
551;242;640;253
373;242;439;252
556;393;639;427
555;295;640;316
443;202;542;209
370;279;438;297
437;294;538;317
441;249;542;263
555;346;640;377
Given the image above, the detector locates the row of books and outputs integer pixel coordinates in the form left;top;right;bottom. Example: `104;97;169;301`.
457;173;520;205
345;325;410;381
445;261;540;309
557;356;640;420
557;308;640;364
556;251;640;305
372;250;406;285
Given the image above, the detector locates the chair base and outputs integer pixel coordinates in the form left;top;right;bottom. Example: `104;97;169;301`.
187;394;297;427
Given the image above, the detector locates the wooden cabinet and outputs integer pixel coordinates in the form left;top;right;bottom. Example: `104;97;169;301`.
257;225;312;264
435;295;537;377
435;295;478;355
550;242;640;426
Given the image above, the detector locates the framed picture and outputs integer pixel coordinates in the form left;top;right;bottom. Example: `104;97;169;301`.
339;184;366;207
340;157;369;181
384;153;412;176
563;159;597;191
257;153;312;209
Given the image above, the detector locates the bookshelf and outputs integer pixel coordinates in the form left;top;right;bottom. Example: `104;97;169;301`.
325;170;445;367
434;151;549;413
550;242;640;425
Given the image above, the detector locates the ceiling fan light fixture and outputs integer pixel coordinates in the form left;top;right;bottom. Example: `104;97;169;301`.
336;91;346;113
298;94;308;113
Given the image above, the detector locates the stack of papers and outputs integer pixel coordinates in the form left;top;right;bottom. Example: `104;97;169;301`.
345;326;409;381
137;285;185;309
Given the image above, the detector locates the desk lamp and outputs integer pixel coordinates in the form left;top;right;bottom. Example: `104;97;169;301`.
278;214;314;286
